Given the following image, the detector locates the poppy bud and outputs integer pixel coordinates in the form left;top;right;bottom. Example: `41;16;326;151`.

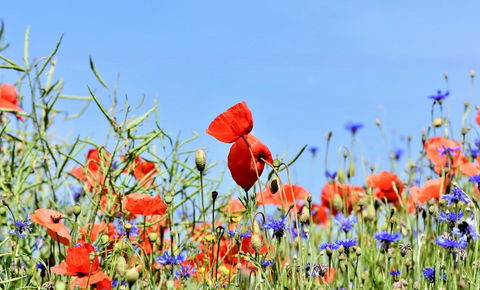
333;194;343;212
365;204;376;222
166;280;175;289
115;239;127;251
347;163;355;178
126;268;139;285
251;234;262;254
472;69;475;78
55;282;67;290
251;220;260;235
0;206;5;215
273;158;281;170
428;206;435;216
269;177;279;195
89;252;96;262
444;72;448;79
433;117;443;128
356;247;362;256
116;256;127;278
326;131;332;141
195;149;206;172
375;119;381;126
164;191;173;205
149;232;158;243
299;205;309;224
101;234;109;244
337;169;346;184
73;204;81;217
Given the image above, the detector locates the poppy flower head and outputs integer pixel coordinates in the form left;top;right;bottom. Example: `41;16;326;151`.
227;134;272;192
0;84;24;121
121;193;167;216
425;137;464;172
257;184;310;209
206;101;253;143
367;171;404;203
71;148;112;193
30;209;72;246
321;182;363;215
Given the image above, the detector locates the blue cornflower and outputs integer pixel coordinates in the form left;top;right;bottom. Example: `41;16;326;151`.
157;252;186;266
35;263;46;271
469;148;479;159
309;147;318;156
390;269;402;281
264;216;289;240
476;139;480;149
373;231;401;249
437;145;461;157
112;280;126;288
318;242;339;251
175;264;196;280
334;213;357;233
260;259;274;268
391;149;404;161
111;161;120;170
422;267;436;283
469;174;480;184
325;171;337;180
453;213;479;240
71;186;83;202
442;187;471;206
345;122;364;135
73;243;82;247
436;235;467;251
428;90;449;102
227;227;251;239
437;210;464;228
291;227;308;239
8;215;32;239
335;238;358;254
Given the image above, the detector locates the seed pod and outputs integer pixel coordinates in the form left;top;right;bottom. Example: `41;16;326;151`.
269;177;279;194
195;150;206;172
251;234;263;254
73;204;81;216
115;256;127;278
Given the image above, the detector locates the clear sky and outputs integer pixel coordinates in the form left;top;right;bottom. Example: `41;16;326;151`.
1;1;480;198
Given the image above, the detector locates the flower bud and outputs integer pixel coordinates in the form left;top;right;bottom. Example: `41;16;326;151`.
375;119;381;126
89;252;96;262
333;194;343;212
444;72;448;79
326;131;332;141
55;281;67;290
101;234;109;244
337;169;346;184
365;204;376;222
166;280;175;289
269;177;279;195
251;220;260;235
116;256;127;278
251;234;263;254
299;205;309;224
356;247;362;256
0;206;6;215
149;232;158;243
273;158;281;170
471;69;475;78
73;204;81;217
124;223;132;233
433;117;443;128
164;191;173;205
195;149;206;172
126;268;139;285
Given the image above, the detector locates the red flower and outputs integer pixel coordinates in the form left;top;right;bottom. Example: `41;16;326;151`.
206;101;253;143
125;156;157;188
476;108;480;127
71;149;111;192
425;137;464;173
51;243;111;290
460;162;480;177
408;178;447;213
321;182;363;215
30;209;71;246
0;84;24;121
257;184;310;209
310;203;329;226
121;193;167;216
77;222;116;244
223;198;246;216
227;134;272;191
367;171;404;203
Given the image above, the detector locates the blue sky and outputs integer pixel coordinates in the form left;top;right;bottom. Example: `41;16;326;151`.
1;1;480;198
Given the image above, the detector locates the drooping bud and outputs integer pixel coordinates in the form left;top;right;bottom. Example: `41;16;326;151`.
115;256;127;278
195;149;206;172
251;220;260;235
347;163;355;178
333;194;343;212
251;234;263;254
337;169;346;184
269;177;279;194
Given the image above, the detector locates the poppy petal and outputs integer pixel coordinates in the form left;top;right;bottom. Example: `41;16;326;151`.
206;101;253;143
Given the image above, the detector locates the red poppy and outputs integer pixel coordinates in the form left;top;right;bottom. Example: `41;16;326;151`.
367;171;404;203
460;162;480;177
30;209;71;246
0;84;24;121
121;193;167;216
227;134;272;191
223;198;246;216
321;182;363;215
51;243;111;290
408;178;447;214
476;108;480;127
425;137;465;174
310;203;329;226
257;184;310;209
77;222;116;244
124;156;157;188
136;215;169;254
71;149;111;192
206;101;254;143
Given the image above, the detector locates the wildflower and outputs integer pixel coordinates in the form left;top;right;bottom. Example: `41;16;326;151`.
157;251;186;266
228;134;272;191
312;263;328;278
436;235;467;251
391;149;404;161
8;215;32;238
260;259;274;269
425;137;464;174
399;244;411;257
422;267;436;283
51;243;111;290
453;213;479;240
309;147;318;156
264;216;289;240
345;121;364;135
437;145;461;157
124;156;157;188
30;209;71;246
71;148;112;192
310;204;329;226
227;226;251;239
442;187;471;206
112;280;125;288
0;84;24;121
373;231;401;250
408;178;446;207
468;148;478;159
428;90;449;102
390;270;402;282
321;182;363;215
335;238;358;254
291;227;308;239
206;101;253;143
469;174;480;184
318;242;340;251
71;186;83;203
257;184;309;210
325;171;337;180
121;193;167;216
334;212;357;233
368;171;404;203
437;210;463;229
175;265;196;280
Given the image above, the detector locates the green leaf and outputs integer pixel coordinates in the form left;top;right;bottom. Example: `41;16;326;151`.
23;26;29;67
89;55;109;89
0;55;22;68
0;64;25;72
0;107;29;117
124;105;159;131
36;34;63;77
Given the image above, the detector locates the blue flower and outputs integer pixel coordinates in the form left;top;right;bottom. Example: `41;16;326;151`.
468;148;479;159
309;147;318;155
227;227;251;239
476;139;480;149
469;174;480;184
260;259;274;268
8;215;32;239
264;216;289;240
422;267;436;283
35;263;46;271
391;149;404;161
318;242;339;251
335;238;358;254
334;213;357;233
389;270;401;276
71;186;83;202
291;227;308;239
436;235;467;250
325;171;337;180
437;145;461;157
345;122;364;135
428;90;449;102
157;252;186;266
442;187;471;206
453;213;479;240
373;231;401;249
73;243;82;247
437;210;464;228
175;264;196;280
112;280;126;288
